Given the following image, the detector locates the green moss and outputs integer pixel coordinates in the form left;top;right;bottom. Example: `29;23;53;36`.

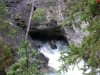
0;43;14;69
0;0;16;70
32;8;46;23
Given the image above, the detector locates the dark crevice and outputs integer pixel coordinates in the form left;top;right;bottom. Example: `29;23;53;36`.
29;32;68;42
0;68;6;75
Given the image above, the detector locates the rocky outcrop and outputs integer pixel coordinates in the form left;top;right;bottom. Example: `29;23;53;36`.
41;0;89;45
4;0;89;45
64;23;89;45
3;0;89;71
0;22;49;68
47;40;57;49
2;0;50;72
3;0;90;46
1;0;90;74
4;0;66;40
29;19;66;39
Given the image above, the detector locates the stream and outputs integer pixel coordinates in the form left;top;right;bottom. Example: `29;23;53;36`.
34;40;84;75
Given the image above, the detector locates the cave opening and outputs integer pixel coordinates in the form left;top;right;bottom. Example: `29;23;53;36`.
29;31;69;44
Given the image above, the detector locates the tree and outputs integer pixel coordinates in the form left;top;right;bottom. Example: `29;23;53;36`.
32;8;46;23
59;0;100;75
7;40;43;75
7;0;44;75
0;1;13;71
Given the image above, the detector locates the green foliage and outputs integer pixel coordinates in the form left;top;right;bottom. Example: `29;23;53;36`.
32;8;46;23
0;1;15;70
0;1;7;17
7;40;43;75
0;1;8;28
88;0;95;4
0;1;17;38
0;0;18;40
59;0;100;75
0;42;13;70
5;26;18;38
61;0;98;26
58;44;83;72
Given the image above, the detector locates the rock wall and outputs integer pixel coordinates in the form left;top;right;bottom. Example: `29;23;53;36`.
34;0;89;44
41;0;89;45
0;22;49;70
4;0;89;44
1;0;90;74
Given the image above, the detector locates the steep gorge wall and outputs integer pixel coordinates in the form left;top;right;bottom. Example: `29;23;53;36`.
4;0;89;44
0;0;90;74
0;0;49;73
41;0;89;45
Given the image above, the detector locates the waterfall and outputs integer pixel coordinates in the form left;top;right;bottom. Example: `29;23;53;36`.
34;40;84;75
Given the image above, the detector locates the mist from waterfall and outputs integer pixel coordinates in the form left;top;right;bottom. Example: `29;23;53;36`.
34;40;84;75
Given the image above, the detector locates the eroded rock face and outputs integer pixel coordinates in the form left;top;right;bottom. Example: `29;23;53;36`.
3;0;89;46
29;19;66;39
2;0;89;73
41;0;89;45
3;0;89;69
4;0;66;40
64;23;89;45
0;23;49;73
6;0;88;45
2;0;50;71
4;0;23;7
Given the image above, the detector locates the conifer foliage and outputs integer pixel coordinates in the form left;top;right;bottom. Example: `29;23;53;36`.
0;1;43;75
7;40;43;75
59;0;100;75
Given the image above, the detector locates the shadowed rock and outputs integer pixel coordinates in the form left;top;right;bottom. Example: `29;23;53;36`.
0;68;6;75
47;40;57;49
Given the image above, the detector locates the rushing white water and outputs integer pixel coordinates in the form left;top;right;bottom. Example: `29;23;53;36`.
35;40;84;75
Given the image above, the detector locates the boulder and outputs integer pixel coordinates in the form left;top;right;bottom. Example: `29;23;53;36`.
47;40;57;49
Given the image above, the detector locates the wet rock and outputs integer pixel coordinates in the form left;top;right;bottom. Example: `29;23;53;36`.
35;53;49;68
47;40;57;49
29;19;66;40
